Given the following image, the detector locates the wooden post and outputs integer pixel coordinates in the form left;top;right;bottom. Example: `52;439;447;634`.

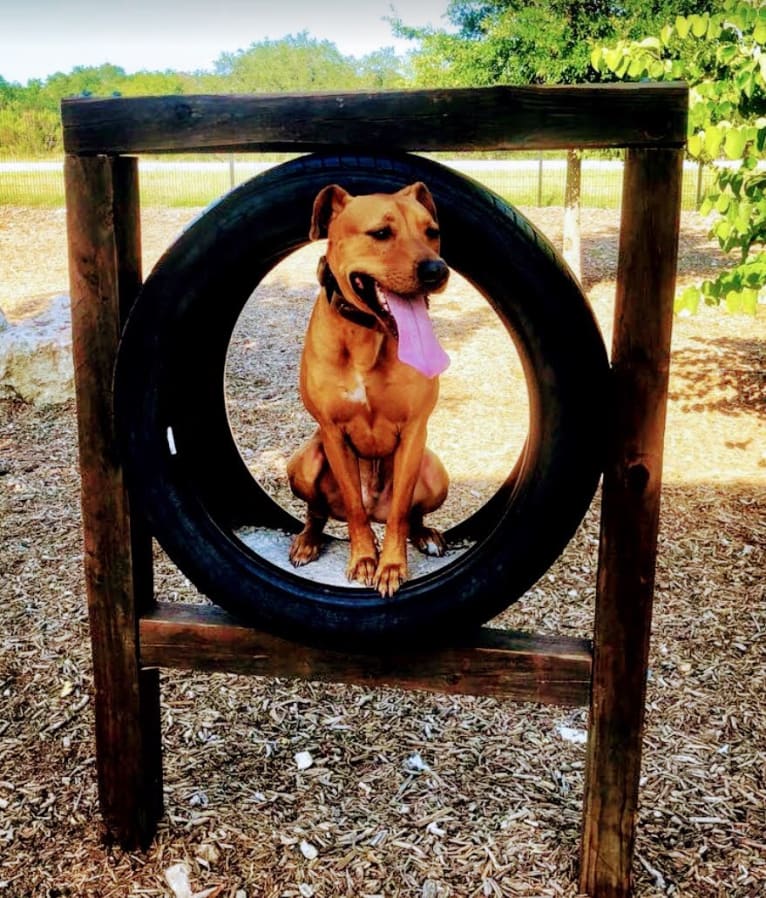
65;154;163;849
579;147;684;898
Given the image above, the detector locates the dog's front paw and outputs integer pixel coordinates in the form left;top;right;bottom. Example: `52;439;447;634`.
289;532;322;567
347;554;378;587
373;560;408;597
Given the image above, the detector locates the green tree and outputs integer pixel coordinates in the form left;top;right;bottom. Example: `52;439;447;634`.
591;0;766;313
397;1;720;87
0;75;22;106
0;64;184;156
41;64;129;105
212;32;365;92
0;72;62;156
0;106;60;156
114;70;190;97
356;48;409;90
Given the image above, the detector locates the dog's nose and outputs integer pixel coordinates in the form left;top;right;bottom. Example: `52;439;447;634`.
417;258;449;289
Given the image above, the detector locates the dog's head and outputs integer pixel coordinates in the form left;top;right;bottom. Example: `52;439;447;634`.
310;182;449;303
310;182;450;377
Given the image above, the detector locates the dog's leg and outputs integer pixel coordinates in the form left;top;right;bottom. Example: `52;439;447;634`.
374;425;429;597
409;448;448;557
287;432;329;566
289;507;328;566
320;426;379;586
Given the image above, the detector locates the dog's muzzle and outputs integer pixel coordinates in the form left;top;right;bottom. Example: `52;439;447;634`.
417;258;449;291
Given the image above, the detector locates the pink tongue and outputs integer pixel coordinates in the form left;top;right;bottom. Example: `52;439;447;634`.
381;289;450;378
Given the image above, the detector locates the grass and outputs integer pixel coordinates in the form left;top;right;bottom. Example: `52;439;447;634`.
0;159;714;210
0;167;237;207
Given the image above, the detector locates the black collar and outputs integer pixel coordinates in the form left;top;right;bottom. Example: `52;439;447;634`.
331;293;380;330
320;258;380;331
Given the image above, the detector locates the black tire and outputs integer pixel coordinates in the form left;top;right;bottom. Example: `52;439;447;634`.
115;152;608;648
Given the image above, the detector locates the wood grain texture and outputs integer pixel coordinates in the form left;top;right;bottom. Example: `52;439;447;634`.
140;603;593;707
65;154;162;849
579;147;685;898
61;83;688;155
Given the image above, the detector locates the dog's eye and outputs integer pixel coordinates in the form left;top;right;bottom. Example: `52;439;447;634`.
368;226;393;241
426;227;440;240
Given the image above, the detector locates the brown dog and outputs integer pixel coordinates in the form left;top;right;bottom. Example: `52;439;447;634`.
287;182;451;596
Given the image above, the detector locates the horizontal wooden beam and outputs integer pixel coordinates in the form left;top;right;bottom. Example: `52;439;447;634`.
139;603;592;707
62;83;688;155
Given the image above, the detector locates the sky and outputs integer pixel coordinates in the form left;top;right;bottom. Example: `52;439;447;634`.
0;0;453;85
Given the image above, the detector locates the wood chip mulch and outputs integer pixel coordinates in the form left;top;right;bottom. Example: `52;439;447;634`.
0;204;764;898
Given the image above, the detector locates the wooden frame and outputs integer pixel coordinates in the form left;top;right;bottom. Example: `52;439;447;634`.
63;83;686;898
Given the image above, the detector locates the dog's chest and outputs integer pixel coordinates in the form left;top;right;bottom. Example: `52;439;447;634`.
338;368;406;458
340;367;409;419
345;371;369;408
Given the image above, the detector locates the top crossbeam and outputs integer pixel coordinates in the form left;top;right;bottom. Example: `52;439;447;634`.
61;83;688;156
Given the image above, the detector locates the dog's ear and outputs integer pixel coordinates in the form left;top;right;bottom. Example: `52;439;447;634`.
399;182;438;222
310;185;351;240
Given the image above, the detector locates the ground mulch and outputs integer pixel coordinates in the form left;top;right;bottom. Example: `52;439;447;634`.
0;203;764;897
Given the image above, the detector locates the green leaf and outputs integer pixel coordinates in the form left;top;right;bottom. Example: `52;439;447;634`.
693;80;715;99
639;37;661;51
690;14;709;38
725;288;758;314
754;19;766;45
717;43;738;65
716;219;732;241
590;46;602;72
736;68;756;98
716;193;731;213
726;10;746;33
743;259;766;285
737;201;752;228
672;58;692;80
603;48;622;72
688;133;703;157
724;128;748;160
676;285;701;315
615;56;631;79
660;24;673;46
701;279;720;300
675;16;691;39
705;125;723;157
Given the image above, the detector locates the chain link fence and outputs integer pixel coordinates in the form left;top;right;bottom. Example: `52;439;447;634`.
0;156;714;210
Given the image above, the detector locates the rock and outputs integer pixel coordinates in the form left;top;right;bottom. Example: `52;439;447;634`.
164;863;193;898
294;750;314;770
299;840;318;860
0;294;74;405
